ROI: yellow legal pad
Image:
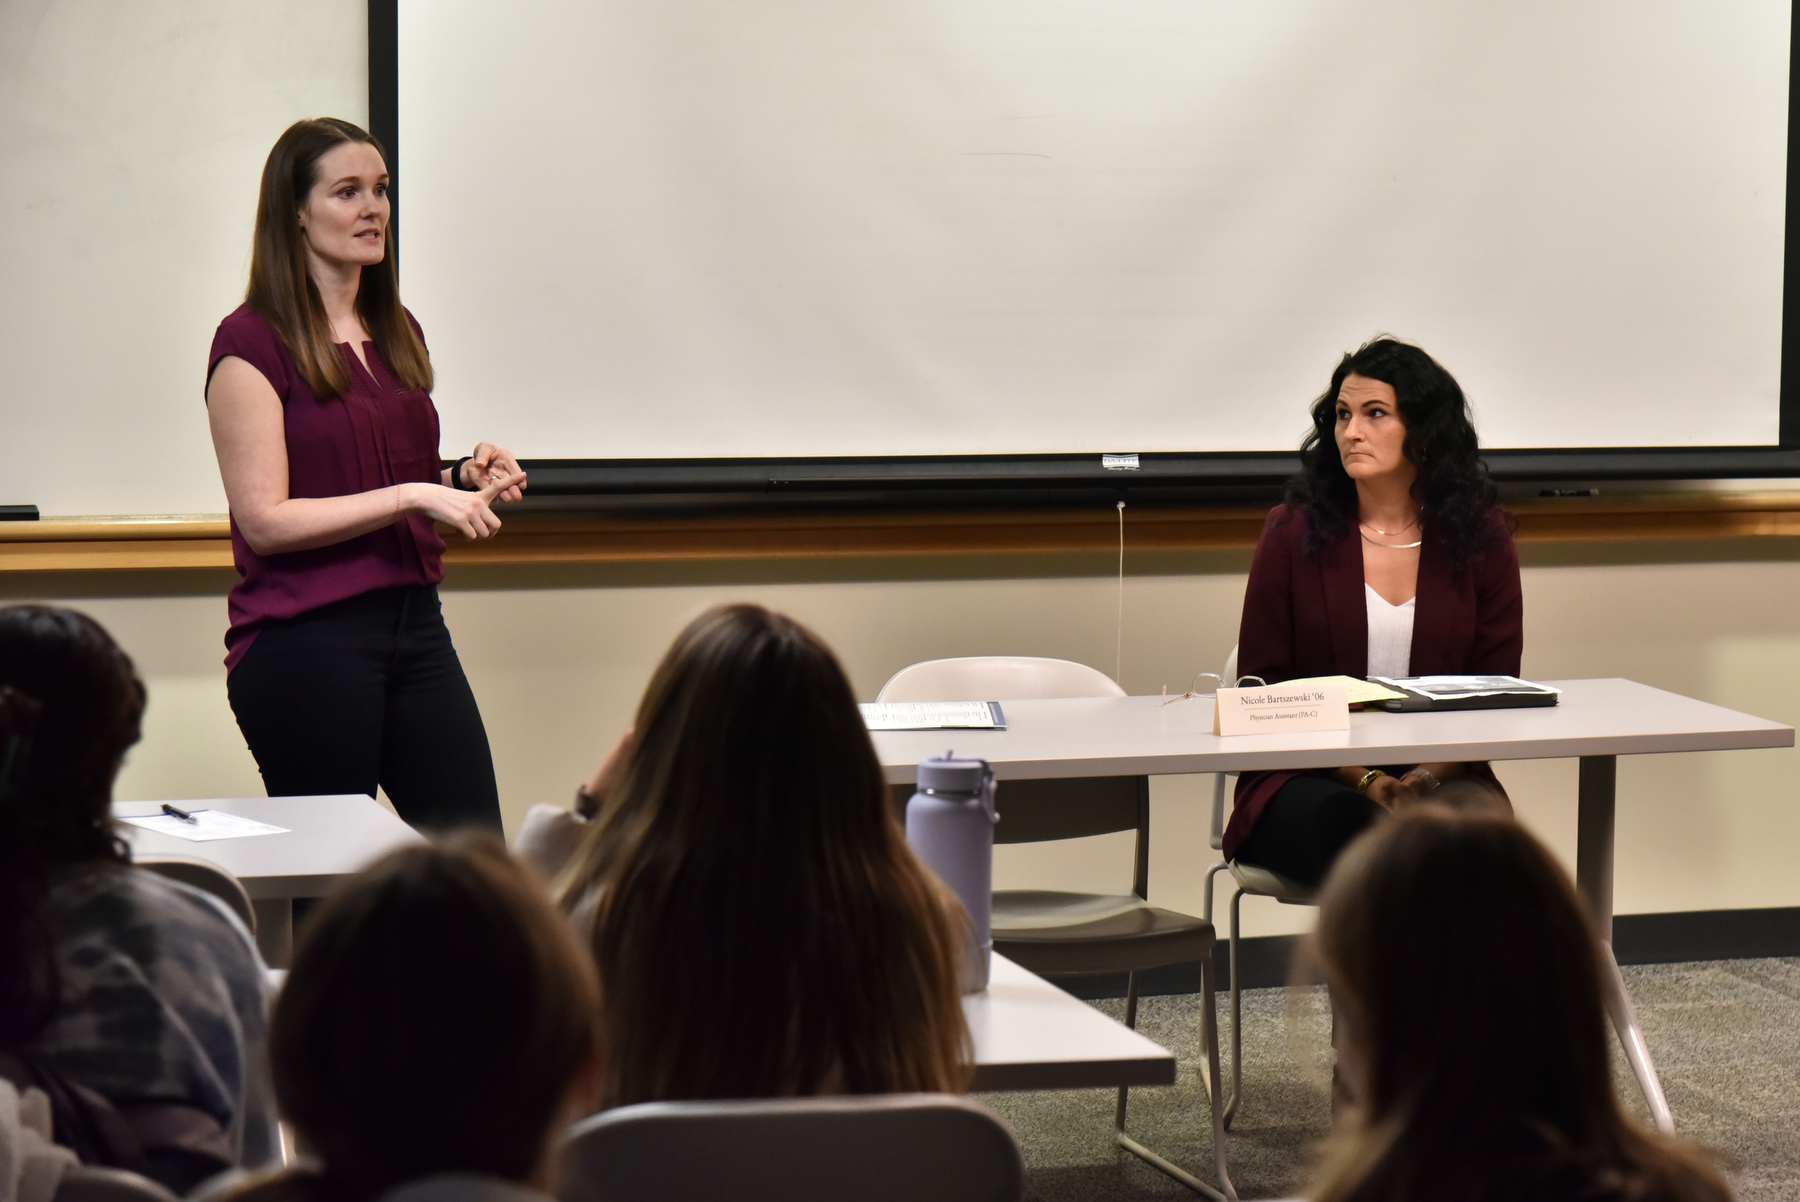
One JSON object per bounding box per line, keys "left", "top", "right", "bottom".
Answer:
{"left": 1279, "top": 675, "right": 1411, "bottom": 708}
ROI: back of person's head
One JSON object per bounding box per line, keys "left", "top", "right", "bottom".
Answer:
{"left": 254, "top": 835, "right": 600, "bottom": 1202}
{"left": 0, "top": 604, "right": 143, "bottom": 858}
{"left": 0, "top": 605, "right": 144, "bottom": 1049}
{"left": 1307, "top": 806, "right": 1728, "bottom": 1202}
{"left": 559, "top": 602, "right": 970, "bottom": 1104}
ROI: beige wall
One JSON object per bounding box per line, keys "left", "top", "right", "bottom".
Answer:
{"left": 8, "top": 535, "right": 1798, "bottom": 940}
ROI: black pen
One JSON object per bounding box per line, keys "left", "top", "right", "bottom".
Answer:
{"left": 161, "top": 803, "right": 199, "bottom": 824}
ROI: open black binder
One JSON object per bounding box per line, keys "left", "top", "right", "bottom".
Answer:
{"left": 1368, "top": 676, "right": 1562, "bottom": 713}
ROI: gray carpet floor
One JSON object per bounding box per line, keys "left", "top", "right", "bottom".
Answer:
{"left": 977, "top": 958, "right": 1800, "bottom": 1201}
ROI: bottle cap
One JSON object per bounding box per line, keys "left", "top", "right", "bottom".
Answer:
{"left": 918, "top": 755, "right": 989, "bottom": 795}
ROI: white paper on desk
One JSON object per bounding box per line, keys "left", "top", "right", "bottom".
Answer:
{"left": 859, "top": 701, "right": 1006, "bottom": 731}
{"left": 119, "top": 811, "right": 289, "bottom": 842}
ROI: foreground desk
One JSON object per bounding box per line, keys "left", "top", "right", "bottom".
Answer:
{"left": 969, "top": 954, "right": 1175, "bottom": 1091}
{"left": 874, "top": 678, "right": 1794, "bottom": 1133}
{"left": 113, "top": 794, "right": 425, "bottom": 966}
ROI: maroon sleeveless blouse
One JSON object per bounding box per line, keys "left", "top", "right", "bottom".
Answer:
{"left": 207, "top": 305, "right": 446, "bottom": 671}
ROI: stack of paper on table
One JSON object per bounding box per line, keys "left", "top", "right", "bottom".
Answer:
{"left": 859, "top": 701, "right": 1007, "bottom": 731}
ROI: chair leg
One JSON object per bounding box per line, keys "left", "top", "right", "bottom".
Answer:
{"left": 1224, "top": 888, "right": 1244, "bottom": 1131}
{"left": 1203, "top": 946, "right": 1238, "bottom": 1200}
{"left": 1199, "top": 863, "right": 1229, "bottom": 1108}
{"left": 1115, "top": 970, "right": 1140, "bottom": 1132}
{"left": 1113, "top": 965, "right": 1239, "bottom": 1200}
{"left": 1203, "top": 861, "right": 1229, "bottom": 927}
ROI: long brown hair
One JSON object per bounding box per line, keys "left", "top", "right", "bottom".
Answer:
{"left": 246, "top": 118, "right": 433, "bottom": 398}
{"left": 558, "top": 603, "right": 971, "bottom": 1105}
{"left": 0, "top": 605, "right": 143, "bottom": 1050}
{"left": 230, "top": 836, "right": 599, "bottom": 1202}
{"left": 1306, "top": 808, "right": 1729, "bottom": 1202}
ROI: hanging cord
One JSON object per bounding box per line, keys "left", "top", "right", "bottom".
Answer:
{"left": 1115, "top": 501, "right": 1126, "bottom": 685}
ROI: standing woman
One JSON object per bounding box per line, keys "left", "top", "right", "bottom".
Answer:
{"left": 207, "top": 118, "right": 524, "bottom": 832}
{"left": 1224, "top": 337, "right": 1523, "bottom": 888}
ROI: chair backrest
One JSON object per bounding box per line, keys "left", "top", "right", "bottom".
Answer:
{"left": 879, "top": 656, "right": 1140, "bottom": 843}
{"left": 877, "top": 656, "right": 1125, "bottom": 702}
{"left": 135, "top": 857, "right": 256, "bottom": 935}
{"left": 55, "top": 1167, "right": 180, "bottom": 1202}
{"left": 557, "top": 1094, "right": 1023, "bottom": 1202}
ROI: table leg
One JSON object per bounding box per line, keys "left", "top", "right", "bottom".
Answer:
{"left": 1575, "top": 756, "right": 1616, "bottom": 939}
{"left": 1576, "top": 755, "right": 1674, "bottom": 1135}
{"left": 252, "top": 898, "right": 293, "bottom": 969}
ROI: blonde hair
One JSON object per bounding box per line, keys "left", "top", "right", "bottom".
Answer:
{"left": 560, "top": 604, "right": 971, "bottom": 1104}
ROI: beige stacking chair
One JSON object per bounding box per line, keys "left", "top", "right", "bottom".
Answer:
{"left": 558, "top": 1094, "right": 1022, "bottom": 1202}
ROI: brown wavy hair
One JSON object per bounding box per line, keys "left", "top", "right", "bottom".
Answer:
{"left": 228, "top": 835, "right": 600, "bottom": 1202}
{"left": 1306, "top": 808, "right": 1729, "bottom": 1202}
{"left": 0, "top": 606, "right": 143, "bottom": 1050}
{"left": 246, "top": 118, "right": 432, "bottom": 398}
{"left": 559, "top": 603, "right": 971, "bottom": 1105}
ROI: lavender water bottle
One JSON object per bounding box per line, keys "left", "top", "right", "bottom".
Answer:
{"left": 905, "top": 753, "right": 997, "bottom": 992}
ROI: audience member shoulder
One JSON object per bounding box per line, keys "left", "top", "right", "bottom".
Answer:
{"left": 47, "top": 861, "right": 262, "bottom": 974}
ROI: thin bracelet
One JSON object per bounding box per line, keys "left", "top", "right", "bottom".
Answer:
{"left": 393, "top": 485, "right": 403, "bottom": 521}
{"left": 1355, "top": 768, "right": 1387, "bottom": 793}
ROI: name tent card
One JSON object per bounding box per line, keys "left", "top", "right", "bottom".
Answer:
{"left": 1214, "top": 681, "right": 1350, "bottom": 736}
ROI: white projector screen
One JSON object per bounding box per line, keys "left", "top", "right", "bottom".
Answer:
{"left": 398, "top": 0, "right": 1789, "bottom": 462}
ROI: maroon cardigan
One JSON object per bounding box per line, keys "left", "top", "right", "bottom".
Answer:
{"left": 1222, "top": 504, "right": 1523, "bottom": 859}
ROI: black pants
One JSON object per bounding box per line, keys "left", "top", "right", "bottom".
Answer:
{"left": 227, "top": 585, "right": 502, "bottom": 833}
{"left": 1234, "top": 773, "right": 1384, "bottom": 889}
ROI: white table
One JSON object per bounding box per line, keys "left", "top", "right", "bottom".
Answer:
{"left": 113, "top": 794, "right": 425, "bottom": 965}
{"left": 875, "top": 678, "right": 1795, "bottom": 1132}
{"left": 968, "top": 954, "right": 1174, "bottom": 1091}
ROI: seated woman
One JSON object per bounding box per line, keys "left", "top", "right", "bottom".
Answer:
{"left": 547, "top": 603, "right": 971, "bottom": 1105}
{"left": 221, "top": 836, "right": 600, "bottom": 1202}
{"left": 0, "top": 605, "right": 277, "bottom": 1192}
{"left": 1227, "top": 337, "right": 1523, "bottom": 887}
{"left": 1307, "top": 804, "right": 1729, "bottom": 1202}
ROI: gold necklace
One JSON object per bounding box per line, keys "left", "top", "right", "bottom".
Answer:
{"left": 1361, "top": 529, "right": 1422, "bottom": 549}
{"left": 1360, "top": 509, "right": 1421, "bottom": 549}
{"left": 1360, "top": 513, "right": 1419, "bottom": 537}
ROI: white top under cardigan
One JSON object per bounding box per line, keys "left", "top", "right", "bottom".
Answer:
{"left": 1364, "top": 583, "right": 1415, "bottom": 679}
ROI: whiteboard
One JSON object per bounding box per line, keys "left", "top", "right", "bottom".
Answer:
{"left": 0, "top": 0, "right": 367, "bottom": 518}
{"left": 399, "top": 0, "right": 1789, "bottom": 463}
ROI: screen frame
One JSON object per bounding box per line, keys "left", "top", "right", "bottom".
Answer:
{"left": 373, "top": 0, "right": 1800, "bottom": 497}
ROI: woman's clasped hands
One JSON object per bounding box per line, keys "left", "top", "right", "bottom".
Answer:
{"left": 409, "top": 442, "right": 528, "bottom": 541}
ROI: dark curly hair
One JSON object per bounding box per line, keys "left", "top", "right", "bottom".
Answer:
{"left": 0, "top": 605, "right": 144, "bottom": 1049}
{"left": 1285, "top": 337, "right": 1506, "bottom": 571}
